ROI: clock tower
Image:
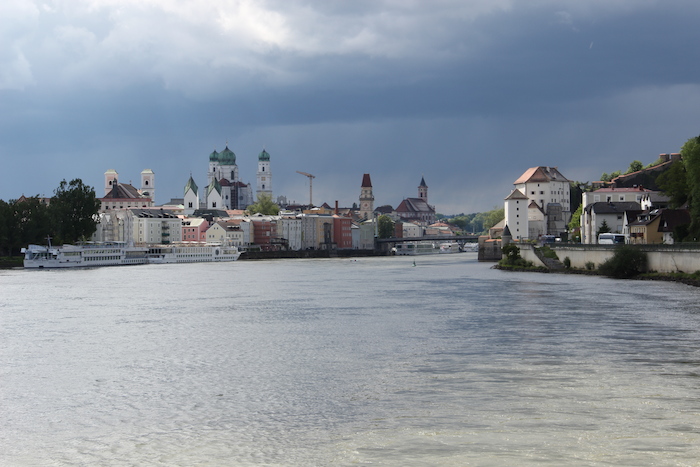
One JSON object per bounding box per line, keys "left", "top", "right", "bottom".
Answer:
{"left": 359, "top": 173, "right": 374, "bottom": 220}
{"left": 256, "top": 148, "right": 272, "bottom": 200}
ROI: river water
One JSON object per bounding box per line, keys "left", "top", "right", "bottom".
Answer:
{"left": 2, "top": 254, "right": 700, "bottom": 466}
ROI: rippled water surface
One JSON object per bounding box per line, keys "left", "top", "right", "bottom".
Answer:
{"left": 2, "top": 254, "right": 700, "bottom": 466}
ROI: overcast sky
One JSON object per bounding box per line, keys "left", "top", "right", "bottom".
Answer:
{"left": 3, "top": 0, "right": 700, "bottom": 214}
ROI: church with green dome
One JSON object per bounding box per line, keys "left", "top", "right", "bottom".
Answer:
{"left": 184, "top": 144, "right": 271, "bottom": 213}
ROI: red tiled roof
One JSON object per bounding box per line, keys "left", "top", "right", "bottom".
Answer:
{"left": 514, "top": 167, "right": 569, "bottom": 185}
{"left": 396, "top": 198, "right": 434, "bottom": 214}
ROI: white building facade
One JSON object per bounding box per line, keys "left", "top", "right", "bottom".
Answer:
{"left": 131, "top": 209, "right": 182, "bottom": 245}
{"left": 277, "top": 214, "right": 303, "bottom": 250}
{"left": 505, "top": 166, "right": 571, "bottom": 239}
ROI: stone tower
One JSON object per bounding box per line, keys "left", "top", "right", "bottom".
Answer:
{"left": 256, "top": 149, "right": 272, "bottom": 200}
{"left": 359, "top": 173, "right": 374, "bottom": 220}
{"left": 140, "top": 169, "right": 155, "bottom": 202}
{"left": 104, "top": 169, "right": 118, "bottom": 196}
{"left": 184, "top": 175, "right": 199, "bottom": 215}
{"left": 418, "top": 176, "right": 428, "bottom": 203}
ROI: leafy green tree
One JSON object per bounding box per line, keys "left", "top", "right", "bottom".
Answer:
{"left": 626, "top": 160, "right": 643, "bottom": 174}
{"left": 468, "top": 212, "right": 486, "bottom": 234}
{"left": 500, "top": 243, "right": 521, "bottom": 265}
{"left": 569, "top": 181, "right": 590, "bottom": 214}
{"left": 246, "top": 193, "right": 280, "bottom": 215}
{"left": 377, "top": 214, "right": 395, "bottom": 239}
{"left": 568, "top": 203, "right": 583, "bottom": 232}
{"left": 599, "top": 246, "right": 647, "bottom": 278}
{"left": 600, "top": 170, "right": 621, "bottom": 182}
{"left": 597, "top": 219, "right": 611, "bottom": 236}
{"left": 50, "top": 179, "right": 101, "bottom": 244}
{"left": 14, "top": 197, "right": 51, "bottom": 252}
{"left": 483, "top": 207, "right": 504, "bottom": 232}
{"left": 657, "top": 159, "right": 688, "bottom": 208}
{"left": 682, "top": 135, "right": 700, "bottom": 239}
{"left": 448, "top": 215, "right": 468, "bottom": 232}
{"left": 0, "top": 200, "right": 13, "bottom": 256}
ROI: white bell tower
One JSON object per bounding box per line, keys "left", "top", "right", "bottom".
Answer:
{"left": 104, "top": 169, "right": 118, "bottom": 196}
{"left": 256, "top": 149, "right": 272, "bottom": 199}
{"left": 140, "top": 169, "right": 155, "bottom": 202}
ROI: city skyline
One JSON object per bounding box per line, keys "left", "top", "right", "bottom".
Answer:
{"left": 3, "top": 1, "right": 700, "bottom": 214}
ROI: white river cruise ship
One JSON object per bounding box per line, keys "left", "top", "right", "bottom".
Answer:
{"left": 23, "top": 241, "right": 241, "bottom": 268}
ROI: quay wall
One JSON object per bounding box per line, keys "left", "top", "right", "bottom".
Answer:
{"left": 240, "top": 249, "right": 383, "bottom": 260}
{"left": 517, "top": 244, "right": 548, "bottom": 267}
{"left": 519, "top": 243, "right": 700, "bottom": 273}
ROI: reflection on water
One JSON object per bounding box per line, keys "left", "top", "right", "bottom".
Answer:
{"left": 1, "top": 255, "right": 700, "bottom": 465}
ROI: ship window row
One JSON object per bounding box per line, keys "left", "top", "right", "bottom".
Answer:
{"left": 85, "top": 256, "right": 122, "bottom": 261}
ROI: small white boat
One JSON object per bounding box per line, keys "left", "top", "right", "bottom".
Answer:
{"left": 439, "top": 242, "right": 461, "bottom": 253}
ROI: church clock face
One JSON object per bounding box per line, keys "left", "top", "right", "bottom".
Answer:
{"left": 362, "top": 203, "right": 369, "bottom": 209}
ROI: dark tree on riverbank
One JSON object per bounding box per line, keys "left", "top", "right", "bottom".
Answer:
{"left": 50, "top": 179, "right": 101, "bottom": 244}
{"left": 377, "top": 214, "right": 395, "bottom": 239}
{"left": 657, "top": 134, "right": 700, "bottom": 241}
{"left": 0, "top": 179, "right": 100, "bottom": 255}
{"left": 0, "top": 197, "right": 52, "bottom": 256}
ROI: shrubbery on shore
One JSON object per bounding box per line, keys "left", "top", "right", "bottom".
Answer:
{"left": 598, "top": 246, "right": 648, "bottom": 278}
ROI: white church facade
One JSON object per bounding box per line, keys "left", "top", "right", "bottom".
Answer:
{"left": 184, "top": 144, "right": 272, "bottom": 213}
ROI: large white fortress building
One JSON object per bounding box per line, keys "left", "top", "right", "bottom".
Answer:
{"left": 504, "top": 166, "right": 571, "bottom": 240}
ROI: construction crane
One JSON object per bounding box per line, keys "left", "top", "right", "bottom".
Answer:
{"left": 296, "top": 171, "right": 315, "bottom": 207}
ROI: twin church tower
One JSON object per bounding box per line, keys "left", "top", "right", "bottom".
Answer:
{"left": 184, "top": 145, "right": 272, "bottom": 214}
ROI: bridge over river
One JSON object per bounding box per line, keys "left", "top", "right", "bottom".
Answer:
{"left": 375, "top": 235, "right": 480, "bottom": 250}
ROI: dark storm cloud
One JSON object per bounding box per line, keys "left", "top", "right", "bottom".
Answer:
{"left": 2, "top": 1, "right": 700, "bottom": 213}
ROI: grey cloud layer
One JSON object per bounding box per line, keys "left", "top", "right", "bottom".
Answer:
{"left": 2, "top": 1, "right": 700, "bottom": 213}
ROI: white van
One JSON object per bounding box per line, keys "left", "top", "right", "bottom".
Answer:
{"left": 598, "top": 233, "right": 625, "bottom": 244}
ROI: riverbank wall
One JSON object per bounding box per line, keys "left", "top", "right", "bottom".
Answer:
{"left": 240, "top": 249, "right": 385, "bottom": 260}
{"left": 517, "top": 243, "right": 700, "bottom": 273}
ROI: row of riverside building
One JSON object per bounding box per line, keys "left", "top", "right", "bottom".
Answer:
{"left": 494, "top": 153, "right": 689, "bottom": 245}
{"left": 91, "top": 145, "right": 460, "bottom": 251}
